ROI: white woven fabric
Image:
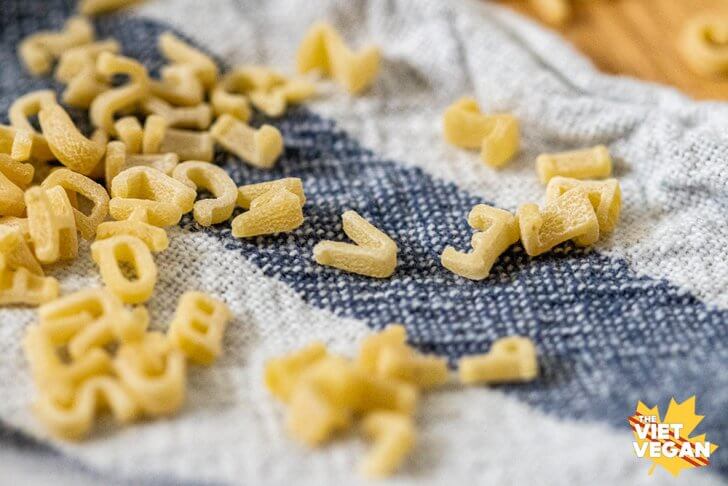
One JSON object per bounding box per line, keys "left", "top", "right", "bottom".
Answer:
{"left": 2, "top": 0, "right": 726, "bottom": 484}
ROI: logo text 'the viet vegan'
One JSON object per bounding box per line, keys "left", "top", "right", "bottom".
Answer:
{"left": 628, "top": 396, "right": 718, "bottom": 477}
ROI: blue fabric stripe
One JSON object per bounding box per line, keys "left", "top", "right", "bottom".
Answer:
{"left": 1, "top": 1, "right": 726, "bottom": 479}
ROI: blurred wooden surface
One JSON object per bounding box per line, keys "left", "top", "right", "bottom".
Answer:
{"left": 498, "top": 0, "right": 728, "bottom": 100}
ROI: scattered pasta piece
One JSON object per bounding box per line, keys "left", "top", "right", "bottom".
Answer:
{"left": 363, "top": 329, "right": 449, "bottom": 390}
{"left": 264, "top": 341, "right": 328, "bottom": 403}
{"left": 167, "top": 291, "right": 231, "bottom": 365}
{"left": 517, "top": 187, "right": 599, "bottom": 256}
{"left": 158, "top": 32, "right": 218, "bottom": 89}
{"left": 142, "top": 114, "right": 167, "bottom": 154}
{"left": 0, "top": 152, "right": 35, "bottom": 190}
{"left": 62, "top": 67, "right": 111, "bottom": 109}
{"left": 285, "top": 355, "right": 418, "bottom": 446}
{"left": 38, "top": 288, "right": 146, "bottom": 359}
{"left": 79, "top": 0, "right": 144, "bottom": 16}
{"left": 158, "top": 127, "right": 214, "bottom": 162}
{"left": 359, "top": 412, "right": 415, "bottom": 478}
{"left": 141, "top": 97, "right": 212, "bottom": 130}
{"left": 297, "top": 22, "right": 380, "bottom": 94}
{"left": 231, "top": 187, "right": 304, "bottom": 238}
{"left": 679, "top": 14, "right": 728, "bottom": 77}
{"left": 9, "top": 90, "right": 57, "bottom": 133}
{"left": 220, "top": 65, "right": 316, "bottom": 117}
{"left": 250, "top": 77, "right": 316, "bottom": 117}
{"left": 210, "top": 114, "right": 283, "bottom": 169}
{"left": 56, "top": 40, "right": 120, "bottom": 109}
{"left": 113, "top": 332, "right": 186, "bottom": 416}
{"left": 55, "top": 39, "right": 120, "bottom": 83}
{"left": 109, "top": 166, "right": 196, "bottom": 227}
{"left": 0, "top": 124, "right": 54, "bottom": 162}
{"left": 545, "top": 177, "right": 621, "bottom": 239}
{"left": 0, "top": 216, "right": 32, "bottom": 244}
{"left": 442, "top": 97, "right": 519, "bottom": 168}
{"left": 529, "top": 0, "right": 571, "bottom": 27}
{"left": 441, "top": 205, "right": 520, "bottom": 280}
{"left": 458, "top": 336, "right": 538, "bottom": 384}
{"left": 25, "top": 186, "right": 78, "bottom": 264}
{"left": 114, "top": 116, "right": 143, "bottom": 154}
{"left": 536, "top": 145, "right": 612, "bottom": 184}
{"left": 38, "top": 103, "right": 106, "bottom": 176}
{"left": 18, "top": 16, "right": 94, "bottom": 76}
{"left": 96, "top": 206, "right": 169, "bottom": 252}
{"left": 90, "top": 52, "right": 150, "bottom": 134}
{"left": 313, "top": 210, "right": 397, "bottom": 278}
{"left": 0, "top": 165, "right": 28, "bottom": 218}
{"left": 0, "top": 224, "right": 43, "bottom": 275}
{"left": 9, "top": 129, "right": 33, "bottom": 162}
{"left": 287, "top": 375, "right": 352, "bottom": 446}
{"left": 211, "top": 76, "right": 252, "bottom": 122}
{"left": 41, "top": 169, "right": 110, "bottom": 240}
{"left": 104, "top": 141, "right": 178, "bottom": 190}
{"left": 91, "top": 235, "right": 158, "bottom": 304}
{"left": 237, "top": 177, "right": 305, "bottom": 209}
{"left": 0, "top": 255, "right": 58, "bottom": 306}
{"left": 150, "top": 64, "right": 205, "bottom": 107}
{"left": 34, "top": 374, "right": 139, "bottom": 440}
{"left": 24, "top": 324, "right": 113, "bottom": 405}
{"left": 172, "top": 161, "right": 237, "bottom": 226}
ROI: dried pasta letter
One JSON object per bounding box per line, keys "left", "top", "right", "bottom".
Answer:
{"left": 231, "top": 188, "right": 304, "bottom": 238}
{"left": 359, "top": 412, "right": 415, "bottom": 478}
{"left": 114, "top": 117, "right": 143, "bottom": 154}
{"left": 158, "top": 32, "right": 218, "bottom": 89}
{"left": 459, "top": 336, "right": 538, "bottom": 384}
{"left": 536, "top": 145, "right": 612, "bottom": 184}
{"left": 109, "top": 166, "right": 196, "bottom": 227}
{"left": 237, "top": 177, "right": 305, "bottom": 209}
{"left": 150, "top": 64, "right": 204, "bottom": 107}
{"left": 91, "top": 235, "right": 158, "bottom": 304}
{"left": 297, "top": 22, "right": 380, "bottom": 94}
{"left": 0, "top": 224, "right": 42, "bottom": 275}
{"left": 18, "top": 16, "right": 94, "bottom": 76}
{"left": 38, "top": 103, "right": 106, "bottom": 175}
{"left": 38, "top": 288, "right": 146, "bottom": 359}
{"left": 545, "top": 177, "right": 621, "bottom": 240}
{"left": 0, "top": 255, "right": 58, "bottom": 306}
{"left": 167, "top": 291, "right": 231, "bottom": 365}
{"left": 41, "top": 169, "right": 110, "bottom": 240}
{"left": 104, "top": 141, "right": 179, "bottom": 190}
{"left": 34, "top": 375, "right": 139, "bottom": 440}
{"left": 210, "top": 114, "right": 283, "bottom": 168}
{"left": 264, "top": 342, "right": 328, "bottom": 403}
{"left": 441, "top": 205, "right": 519, "bottom": 280}
{"left": 25, "top": 186, "right": 78, "bottom": 264}
{"left": 357, "top": 325, "right": 448, "bottom": 390}
{"left": 517, "top": 187, "right": 599, "bottom": 256}
{"left": 172, "top": 161, "right": 237, "bottom": 226}
{"left": 142, "top": 97, "right": 212, "bottom": 130}
{"left": 55, "top": 39, "right": 120, "bottom": 83}
{"left": 313, "top": 210, "right": 397, "bottom": 278}
{"left": 114, "top": 332, "right": 186, "bottom": 416}
{"left": 158, "top": 127, "right": 214, "bottom": 162}
{"left": 96, "top": 206, "right": 169, "bottom": 252}
{"left": 442, "top": 97, "right": 519, "bottom": 168}
{"left": 90, "top": 52, "right": 150, "bottom": 134}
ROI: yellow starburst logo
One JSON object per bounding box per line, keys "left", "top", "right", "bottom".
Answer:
{"left": 628, "top": 396, "right": 719, "bottom": 477}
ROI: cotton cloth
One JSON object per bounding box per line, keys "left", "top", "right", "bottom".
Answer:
{"left": 1, "top": 0, "right": 727, "bottom": 484}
